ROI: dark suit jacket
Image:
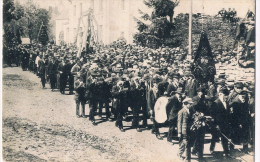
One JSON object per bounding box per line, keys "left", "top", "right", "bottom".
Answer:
{"left": 229, "top": 97, "right": 250, "bottom": 144}
{"left": 74, "top": 80, "right": 86, "bottom": 102}
{"left": 89, "top": 82, "right": 99, "bottom": 100}
{"left": 166, "top": 83, "right": 178, "bottom": 96}
{"left": 227, "top": 90, "right": 239, "bottom": 105}
{"left": 210, "top": 98, "right": 230, "bottom": 130}
{"left": 38, "top": 60, "right": 46, "bottom": 76}
{"left": 192, "top": 96, "right": 208, "bottom": 115}
{"left": 178, "top": 108, "right": 192, "bottom": 136}
{"left": 48, "top": 62, "right": 58, "bottom": 76}
{"left": 158, "top": 81, "right": 169, "bottom": 97}
{"left": 98, "top": 82, "right": 111, "bottom": 102}
{"left": 167, "top": 96, "right": 182, "bottom": 121}
{"left": 147, "top": 88, "right": 158, "bottom": 113}
{"left": 230, "top": 98, "right": 250, "bottom": 126}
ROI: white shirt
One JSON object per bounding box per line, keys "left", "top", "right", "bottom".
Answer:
{"left": 220, "top": 98, "right": 227, "bottom": 109}
{"left": 35, "top": 56, "right": 41, "bottom": 67}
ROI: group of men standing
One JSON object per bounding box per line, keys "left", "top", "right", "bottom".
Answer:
{"left": 10, "top": 43, "right": 254, "bottom": 162}
{"left": 218, "top": 8, "right": 238, "bottom": 23}
{"left": 177, "top": 82, "right": 254, "bottom": 161}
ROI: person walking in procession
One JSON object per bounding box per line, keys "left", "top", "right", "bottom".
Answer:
{"left": 177, "top": 98, "right": 194, "bottom": 162}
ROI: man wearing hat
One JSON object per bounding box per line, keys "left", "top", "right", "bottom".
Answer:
{"left": 147, "top": 76, "right": 161, "bottom": 134}
{"left": 38, "top": 55, "right": 46, "bottom": 88}
{"left": 111, "top": 80, "right": 128, "bottom": 132}
{"left": 58, "top": 58, "right": 67, "bottom": 94}
{"left": 229, "top": 90, "right": 250, "bottom": 152}
{"left": 177, "top": 97, "right": 194, "bottom": 161}
{"left": 166, "top": 74, "right": 179, "bottom": 96}
{"left": 88, "top": 76, "right": 100, "bottom": 125}
{"left": 209, "top": 87, "right": 230, "bottom": 156}
{"left": 185, "top": 74, "right": 199, "bottom": 98}
{"left": 21, "top": 47, "right": 30, "bottom": 71}
{"left": 47, "top": 57, "right": 58, "bottom": 91}
{"left": 246, "top": 86, "right": 254, "bottom": 145}
{"left": 191, "top": 86, "right": 208, "bottom": 160}
{"left": 167, "top": 88, "right": 183, "bottom": 142}
{"left": 65, "top": 58, "right": 75, "bottom": 95}
{"left": 96, "top": 77, "right": 111, "bottom": 120}
{"left": 157, "top": 79, "right": 169, "bottom": 98}
{"left": 227, "top": 82, "right": 244, "bottom": 105}
{"left": 74, "top": 75, "right": 87, "bottom": 118}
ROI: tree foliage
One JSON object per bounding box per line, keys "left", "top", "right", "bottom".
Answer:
{"left": 3, "top": 0, "right": 16, "bottom": 23}
{"left": 3, "top": 0, "right": 24, "bottom": 49}
{"left": 3, "top": 0, "right": 51, "bottom": 48}
{"left": 134, "top": 0, "right": 179, "bottom": 48}
{"left": 17, "top": 1, "right": 51, "bottom": 43}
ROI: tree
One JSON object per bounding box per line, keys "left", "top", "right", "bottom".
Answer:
{"left": 144, "top": 0, "right": 176, "bottom": 23}
{"left": 3, "top": 0, "right": 24, "bottom": 48}
{"left": 3, "top": 0, "right": 15, "bottom": 23}
{"left": 38, "top": 24, "right": 49, "bottom": 45}
{"left": 13, "top": 1, "right": 51, "bottom": 43}
{"left": 134, "top": 0, "right": 179, "bottom": 48}
{"left": 15, "top": 27, "right": 22, "bottom": 44}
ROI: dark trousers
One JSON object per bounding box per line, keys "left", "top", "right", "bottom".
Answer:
{"left": 60, "top": 74, "right": 67, "bottom": 93}
{"left": 151, "top": 118, "right": 160, "bottom": 134}
{"left": 191, "top": 129, "right": 205, "bottom": 159}
{"left": 22, "top": 61, "right": 28, "bottom": 70}
{"left": 49, "top": 74, "right": 57, "bottom": 90}
{"left": 249, "top": 117, "right": 255, "bottom": 145}
{"left": 29, "top": 61, "right": 34, "bottom": 71}
{"left": 98, "top": 101, "right": 110, "bottom": 118}
{"left": 132, "top": 103, "right": 148, "bottom": 128}
{"left": 40, "top": 73, "right": 46, "bottom": 88}
{"left": 132, "top": 105, "right": 140, "bottom": 128}
{"left": 210, "top": 127, "right": 229, "bottom": 154}
{"left": 114, "top": 99, "right": 126, "bottom": 129}
{"left": 76, "top": 100, "right": 86, "bottom": 116}
{"left": 141, "top": 102, "right": 148, "bottom": 126}
{"left": 179, "top": 135, "right": 191, "bottom": 161}
{"left": 168, "top": 119, "right": 177, "bottom": 141}
{"left": 89, "top": 99, "right": 97, "bottom": 121}
{"left": 68, "top": 75, "right": 74, "bottom": 93}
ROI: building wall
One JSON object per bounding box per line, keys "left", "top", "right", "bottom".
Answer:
{"left": 55, "top": 19, "right": 69, "bottom": 45}
{"left": 55, "top": 0, "right": 148, "bottom": 46}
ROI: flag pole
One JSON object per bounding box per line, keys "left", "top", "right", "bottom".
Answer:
{"left": 188, "top": 0, "right": 193, "bottom": 60}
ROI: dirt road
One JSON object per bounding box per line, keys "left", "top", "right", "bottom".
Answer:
{"left": 2, "top": 67, "right": 253, "bottom": 162}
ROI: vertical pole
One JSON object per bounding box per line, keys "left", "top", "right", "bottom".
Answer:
{"left": 188, "top": 0, "right": 193, "bottom": 60}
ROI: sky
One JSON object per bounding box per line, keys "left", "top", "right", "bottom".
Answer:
{"left": 15, "top": 0, "right": 255, "bottom": 18}
{"left": 175, "top": 0, "right": 255, "bottom": 18}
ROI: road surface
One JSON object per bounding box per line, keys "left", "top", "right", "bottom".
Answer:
{"left": 2, "top": 67, "right": 253, "bottom": 162}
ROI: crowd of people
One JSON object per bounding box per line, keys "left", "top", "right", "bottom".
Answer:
{"left": 217, "top": 8, "right": 238, "bottom": 23}
{"left": 6, "top": 40, "right": 255, "bottom": 161}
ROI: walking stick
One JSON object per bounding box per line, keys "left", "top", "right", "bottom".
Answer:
{"left": 219, "top": 131, "right": 253, "bottom": 162}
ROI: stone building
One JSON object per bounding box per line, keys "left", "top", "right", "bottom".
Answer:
{"left": 55, "top": 0, "right": 148, "bottom": 46}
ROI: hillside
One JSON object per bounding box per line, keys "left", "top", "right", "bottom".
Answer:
{"left": 174, "top": 14, "right": 254, "bottom": 83}
{"left": 174, "top": 14, "right": 237, "bottom": 53}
